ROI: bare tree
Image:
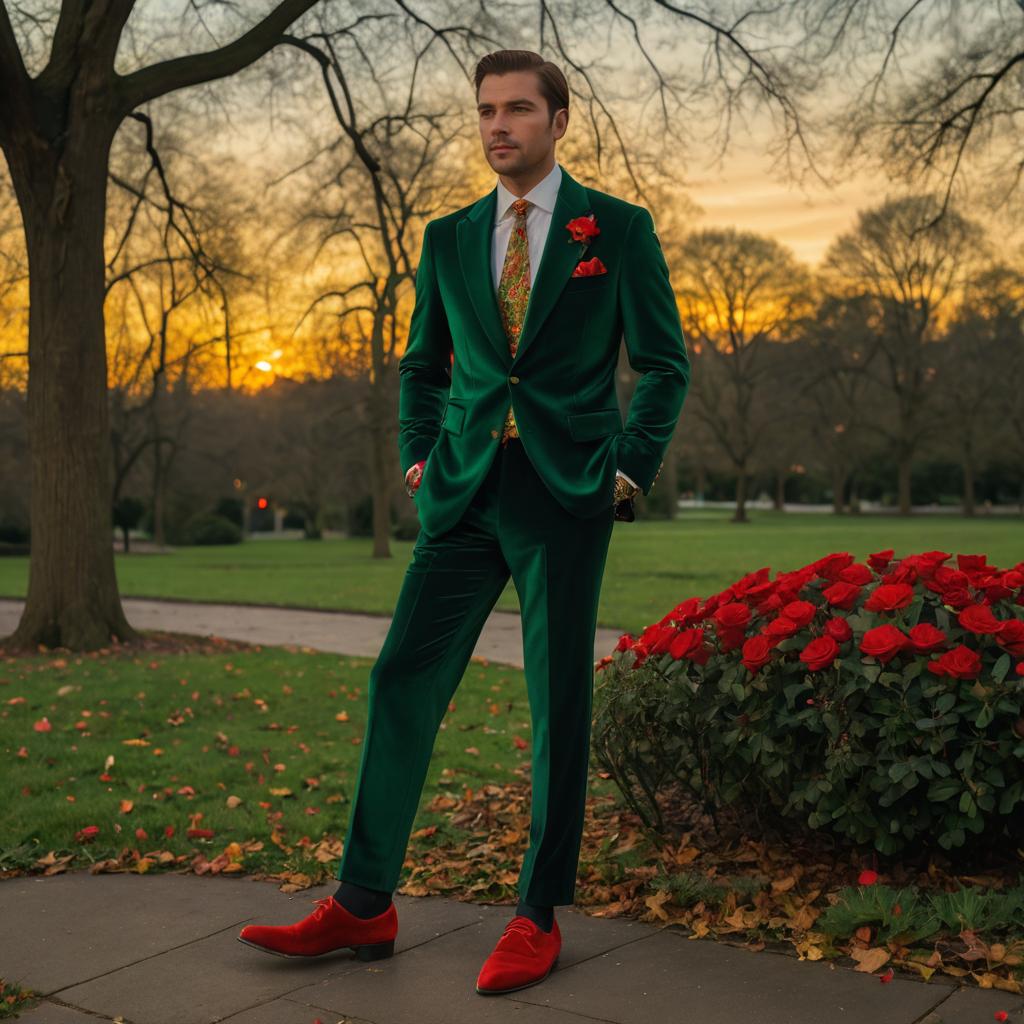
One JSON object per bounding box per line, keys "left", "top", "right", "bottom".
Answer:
{"left": 276, "top": 25, "right": 478, "bottom": 557}
{"left": 672, "top": 226, "right": 813, "bottom": 522}
{"left": 940, "top": 261, "right": 1024, "bottom": 514}
{"left": 791, "top": 291, "right": 884, "bottom": 515}
{"left": 804, "top": 0, "right": 1024, "bottom": 229}
{"left": 821, "top": 193, "right": 987, "bottom": 514}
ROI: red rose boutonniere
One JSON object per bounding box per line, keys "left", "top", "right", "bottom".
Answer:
{"left": 566, "top": 212, "right": 604, "bottom": 276}
{"left": 566, "top": 213, "right": 600, "bottom": 245}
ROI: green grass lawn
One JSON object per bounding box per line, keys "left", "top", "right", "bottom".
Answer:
{"left": 0, "top": 643, "right": 621, "bottom": 880}
{"left": 1, "top": 509, "right": 1019, "bottom": 635}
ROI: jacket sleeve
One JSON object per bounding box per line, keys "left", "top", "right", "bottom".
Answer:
{"left": 397, "top": 221, "right": 453, "bottom": 476}
{"left": 613, "top": 206, "right": 690, "bottom": 494}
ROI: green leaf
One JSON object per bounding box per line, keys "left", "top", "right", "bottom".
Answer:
{"left": 928, "top": 780, "right": 961, "bottom": 802}
{"left": 935, "top": 692, "right": 957, "bottom": 714}
{"left": 998, "top": 780, "right": 1022, "bottom": 815}
{"left": 992, "top": 653, "right": 1010, "bottom": 685}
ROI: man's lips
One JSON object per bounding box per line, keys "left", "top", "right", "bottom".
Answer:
{"left": 492, "top": 145, "right": 514, "bottom": 151}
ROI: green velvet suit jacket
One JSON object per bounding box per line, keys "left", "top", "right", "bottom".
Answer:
{"left": 398, "top": 163, "right": 690, "bottom": 538}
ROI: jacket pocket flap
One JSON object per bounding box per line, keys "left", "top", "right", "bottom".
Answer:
{"left": 567, "top": 408, "right": 622, "bottom": 442}
{"left": 441, "top": 401, "right": 465, "bottom": 435}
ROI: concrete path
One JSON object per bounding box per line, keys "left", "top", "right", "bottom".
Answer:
{"left": 0, "top": 597, "right": 625, "bottom": 669}
{"left": 2, "top": 873, "right": 1020, "bottom": 1024}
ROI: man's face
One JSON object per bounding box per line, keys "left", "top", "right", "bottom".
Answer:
{"left": 477, "top": 70, "right": 567, "bottom": 175}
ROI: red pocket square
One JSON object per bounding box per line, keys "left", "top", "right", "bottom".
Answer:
{"left": 571, "top": 256, "right": 607, "bottom": 277}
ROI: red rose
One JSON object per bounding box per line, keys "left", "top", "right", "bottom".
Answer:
{"left": 927, "top": 644, "right": 982, "bottom": 680}
{"left": 646, "top": 624, "right": 676, "bottom": 656}
{"left": 858, "top": 868, "right": 879, "bottom": 886}
{"left": 669, "top": 627, "right": 706, "bottom": 662}
{"left": 713, "top": 602, "right": 751, "bottom": 629}
{"left": 838, "top": 563, "right": 875, "bottom": 585}
{"left": 565, "top": 213, "right": 600, "bottom": 243}
{"left": 810, "top": 552, "right": 855, "bottom": 581}
{"left": 957, "top": 603, "right": 1006, "bottom": 635}
{"left": 822, "top": 581, "right": 862, "bottom": 610}
{"left": 860, "top": 624, "right": 911, "bottom": 663}
{"left": 934, "top": 565, "right": 970, "bottom": 589}
{"left": 825, "top": 616, "right": 853, "bottom": 642}
{"left": 763, "top": 616, "right": 800, "bottom": 639}
{"left": 995, "top": 619, "right": 1024, "bottom": 656}
{"left": 940, "top": 586, "right": 973, "bottom": 609}
{"left": 800, "top": 636, "right": 840, "bottom": 672}
{"left": 742, "top": 635, "right": 774, "bottom": 674}
{"left": 781, "top": 600, "right": 816, "bottom": 628}
{"left": 867, "top": 550, "right": 894, "bottom": 572}
{"left": 958, "top": 554, "right": 990, "bottom": 574}
{"left": 908, "top": 622, "right": 948, "bottom": 654}
{"left": 864, "top": 583, "right": 915, "bottom": 612}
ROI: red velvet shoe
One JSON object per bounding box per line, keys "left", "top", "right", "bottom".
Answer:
{"left": 237, "top": 895, "right": 397, "bottom": 960}
{"left": 475, "top": 914, "right": 561, "bottom": 995}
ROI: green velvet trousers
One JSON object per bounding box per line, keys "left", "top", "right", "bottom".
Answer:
{"left": 336, "top": 436, "right": 615, "bottom": 906}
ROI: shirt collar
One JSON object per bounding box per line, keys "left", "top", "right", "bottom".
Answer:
{"left": 494, "top": 161, "right": 562, "bottom": 223}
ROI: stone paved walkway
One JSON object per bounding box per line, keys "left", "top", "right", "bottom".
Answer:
{"left": 1, "top": 598, "right": 1022, "bottom": 1023}
{"left": 3, "top": 873, "right": 1020, "bottom": 1024}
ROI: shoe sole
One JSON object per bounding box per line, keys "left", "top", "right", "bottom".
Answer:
{"left": 475, "top": 956, "right": 559, "bottom": 995}
{"left": 236, "top": 936, "right": 395, "bottom": 961}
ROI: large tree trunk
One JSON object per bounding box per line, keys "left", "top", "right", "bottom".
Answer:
{"left": 897, "top": 456, "right": 913, "bottom": 515}
{"left": 733, "top": 468, "right": 750, "bottom": 523}
{"left": 831, "top": 466, "right": 847, "bottom": 515}
{"left": 1, "top": 130, "right": 140, "bottom": 652}
{"left": 962, "top": 446, "right": 976, "bottom": 517}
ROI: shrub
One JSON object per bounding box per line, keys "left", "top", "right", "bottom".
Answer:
{"left": 592, "top": 549, "right": 1024, "bottom": 857}
{"left": 180, "top": 513, "right": 243, "bottom": 546}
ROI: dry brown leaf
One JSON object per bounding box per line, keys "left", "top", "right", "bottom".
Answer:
{"left": 851, "top": 947, "right": 891, "bottom": 973}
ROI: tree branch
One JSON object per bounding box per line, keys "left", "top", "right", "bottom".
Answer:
{"left": 114, "top": 0, "right": 319, "bottom": 113}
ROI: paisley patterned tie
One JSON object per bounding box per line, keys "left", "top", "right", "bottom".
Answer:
{"left": 497, "top": 197, "right": 531, "bottom": 444}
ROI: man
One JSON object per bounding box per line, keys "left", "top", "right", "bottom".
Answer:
{"left": 238, "top": 48, "right": 690, "bottom": 996}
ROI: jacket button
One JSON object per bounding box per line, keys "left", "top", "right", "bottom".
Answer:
{"left": 490, "top": 429, "right": 499, "bottom": 438}
{"left": 509, "top": 375, "right": 519, "bottom": 384}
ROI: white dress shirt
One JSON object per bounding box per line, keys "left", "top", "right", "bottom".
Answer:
{"left": 492, "top": 160, "right": 562, "bottom": 291}
{"left": 406, "top": 160, "right": 640, "bottom": 495}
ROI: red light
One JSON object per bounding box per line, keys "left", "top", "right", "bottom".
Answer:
{"left": 257, "top": 498, "right": 268, "bottom": 509}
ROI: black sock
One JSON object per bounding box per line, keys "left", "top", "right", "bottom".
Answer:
{"left": 516, "top": 900, "right": 553, "bottom": 932}
{"left": 334, "top": 880, "right": 393, "bottom": 918}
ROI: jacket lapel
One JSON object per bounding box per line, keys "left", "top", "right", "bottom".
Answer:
{"left": 456, "top": 165, "right": 592, "bottom": 366}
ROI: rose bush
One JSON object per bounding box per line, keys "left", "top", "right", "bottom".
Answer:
{"left": 591, "top": 549, "right": 1024, "bottom": 856}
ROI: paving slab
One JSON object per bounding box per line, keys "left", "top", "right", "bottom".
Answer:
{"left": 512, "top": 926, "right": 964, "bottom": 1024}
{"left": 0, "top": 597, "right": 626, "bottom": 670}
{"left": 0, "top": 872, "right": 310, "bottom": 995}
{"left": 49, "top": 884, "right": 486, "bottom": 1024}
{"left": 217, "top": 998, "right": 379, "bottom": 1024}
{"left": 283, "top": 904, "right": 660, "bottom": 1024}
{"left": 919, "top": 985, "right": 1024, "bottom": 1023}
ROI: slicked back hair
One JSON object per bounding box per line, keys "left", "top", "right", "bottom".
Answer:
{"left": 474, "top": 50, "right": 569, "bottom": 125}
